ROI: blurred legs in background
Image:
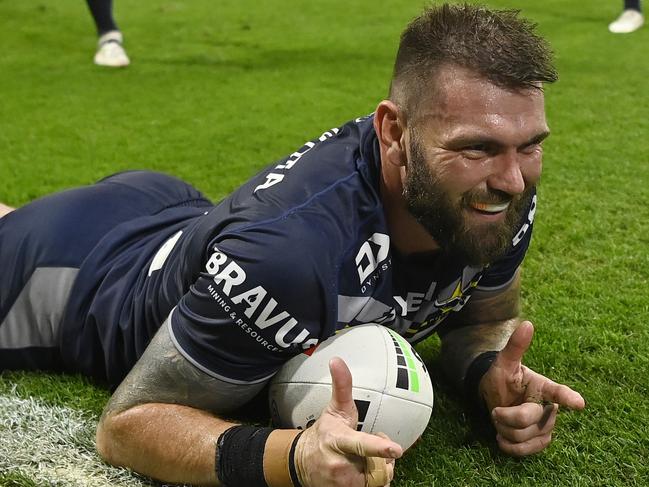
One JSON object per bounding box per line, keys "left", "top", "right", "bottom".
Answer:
{"left": 86, "top": 0, "right": 130, "bottom": 67}
{"left": 609, "top": 0, "right": 644, "bottom": 33}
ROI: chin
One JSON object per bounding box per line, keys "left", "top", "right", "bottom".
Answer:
{"left": 452, "top": 226, "right": 514, "bottom": 266}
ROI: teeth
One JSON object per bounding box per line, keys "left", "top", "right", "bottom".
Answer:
{"left": 472, "top": 201, "right": 510, "bottom": 213}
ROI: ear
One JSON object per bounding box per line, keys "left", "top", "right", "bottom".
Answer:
{"left": 373, "top": 100, "right": 408, "bottom": 167}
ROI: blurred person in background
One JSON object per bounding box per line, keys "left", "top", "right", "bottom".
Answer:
{"left": 86, "top": 0, "right": 130, "bottom": 66}
{"left": 609, "top": 0, "right": 644, "bottom": 33}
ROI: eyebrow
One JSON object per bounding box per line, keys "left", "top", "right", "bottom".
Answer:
{"left": 447, "top": 130, "right": 551, "bottom": 150}
{"left": 522, "top": 130, "right": 551, "bottom": 147}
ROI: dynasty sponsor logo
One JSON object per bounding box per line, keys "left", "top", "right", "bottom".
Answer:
{"left": 205, "top": 247, "right": 319, "bottom": 351}
{"left": 355, "top": 233, "right": 391, "bottom": 293}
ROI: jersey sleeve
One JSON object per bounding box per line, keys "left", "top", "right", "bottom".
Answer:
{"left": 477, "top": 193, "right": 537, "bottom": 291}
{"left": 168, "top": 224, "right": 337, "bottom": 385}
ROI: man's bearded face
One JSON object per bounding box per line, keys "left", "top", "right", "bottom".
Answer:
{"left": 403, "top": 135, "right": 535, "bottom": 266}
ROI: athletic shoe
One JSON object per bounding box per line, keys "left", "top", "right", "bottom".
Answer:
{"left": 608, "top": 9, "right": 645, "bottom": 33}
{"left": 94, "top": 30, "right": 130, "bottom": 67}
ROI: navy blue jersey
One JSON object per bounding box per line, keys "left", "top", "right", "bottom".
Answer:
{"left": 0, "top": 116, "right": 535, "bottom": 387}
{"left": 167, "top": 115, "right": 536, "bottom": 385}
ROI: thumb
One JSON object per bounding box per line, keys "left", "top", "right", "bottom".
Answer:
{"left": 497, "top": 321, "right": 534, "bottom": 369}
{"left": 328, "top": 357, "right": 356, "bottom": 415}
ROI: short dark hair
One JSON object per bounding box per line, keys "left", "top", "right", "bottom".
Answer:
{"left": 390, "top": 3, "right": 557, "bottom": 116}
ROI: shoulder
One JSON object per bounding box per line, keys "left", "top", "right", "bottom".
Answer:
{"left": 243, "top": 116, "right": 380, "bottom": 210}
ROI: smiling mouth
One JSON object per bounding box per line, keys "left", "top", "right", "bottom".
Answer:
{"left": 470, "top": 201, "right": 510, "bottom": 213}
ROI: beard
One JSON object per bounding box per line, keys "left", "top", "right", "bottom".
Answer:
{"left": 403, "top": 137, "right": 535, "bottom": 267}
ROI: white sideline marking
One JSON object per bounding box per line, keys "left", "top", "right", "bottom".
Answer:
{"left": 0, "top": 392, "right": 162, "bottom": 487}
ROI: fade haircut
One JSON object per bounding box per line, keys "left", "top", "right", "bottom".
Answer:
{"left": 390, "top": 3, "right": 558, "bottom": 118}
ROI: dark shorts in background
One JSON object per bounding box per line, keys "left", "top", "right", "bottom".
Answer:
{"left": 0, "top": 170, "right": 211, "bottom": 373}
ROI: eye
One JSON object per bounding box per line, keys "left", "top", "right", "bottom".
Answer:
{"left": 520, "top": 143, "right": 543, "bottom": 155}
{"left": 461, "top": 144, "right": 491, "bottom": 159}
{"left": 519, "top": 134, "right": 548, "bottom": 155}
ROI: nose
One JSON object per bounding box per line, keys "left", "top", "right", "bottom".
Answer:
{"left": 487, "top": 151, "right": 526, "bottom": 196}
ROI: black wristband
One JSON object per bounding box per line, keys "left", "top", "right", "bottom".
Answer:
{"left": 288, "top": 430, "right": 305, "bottom": 487}
{"left": 463, "top": 351, "right": 499, "bottom": 408}
{"left": 216, "top": 425, "right": 274, "bottom": 487}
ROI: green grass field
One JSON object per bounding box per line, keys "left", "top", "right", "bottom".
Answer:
{"left": 1, "top": 0, "right": 648, "bottom": 485}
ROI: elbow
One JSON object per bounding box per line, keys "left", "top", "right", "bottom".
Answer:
{"left": 95, "top": 414, "right": 116, "bottom": 464}
{"left": 95, "top": 411, "right": 130, "bottom": 467}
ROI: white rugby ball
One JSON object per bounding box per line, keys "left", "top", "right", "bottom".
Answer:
{"left": 268, "top": 324, "right": 433, "bottom": 450}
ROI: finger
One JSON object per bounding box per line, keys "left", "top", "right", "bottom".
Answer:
{"left": 374, "top": 433, "right": 396, "bottom": 468}
{"left": 374, "top": 433, "right": 396, "bottom": 469}
{"left": 497, "top": 431, "right": 553, "bottom": 457}
{"left": 365, "top": 457, "right": 392, "bottom": 487}
{"left": 329, "top": 357, "right": 356, "bottom": 413}
{"left": 335, "top": 430, "right": 403, "bottom": 459}
{"left": 494, "top": 406, "right": 557, "bottom": 443}
{"left": 492, "top": 402, "right": 557, "bottom": 429}
{"left": 538, "top": 380, "right": 586, "bottom": 410}
{"left": 374, "top": 432, "right": 391, "bottom": 441}
{"left": 495, "top": 321, "right": 534, "bottom": 369}
{"left": 365, "top": 457, "right": 395, "bottom": 487}
{"left": 538, "top": 402, "right": 556, "bottom": 429}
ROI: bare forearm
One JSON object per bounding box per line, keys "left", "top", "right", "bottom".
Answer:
{"left": 439, "top": 272, "right": 522, "bottom": 390}
{"left": 95, "top": 323, "right": 273, "bottom": 485}
{"left": 440, "top": 318, "right": 519, "bottom": 390}
{"left": 97, "top": 403, "right": 234, "bottom": 486}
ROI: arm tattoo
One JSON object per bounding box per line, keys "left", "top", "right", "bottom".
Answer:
{"left": 101, "top": 318, "right": 266, "bottom": 420}
{"left": 438, "top": 270, "right": 522, "bottom": 389}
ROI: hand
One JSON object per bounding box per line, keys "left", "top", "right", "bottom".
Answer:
{"left": 294, "top": 357, "right": 403, "bottom": 487}
{"left": 479, "top": 321, "right": 585, "bottom": 457}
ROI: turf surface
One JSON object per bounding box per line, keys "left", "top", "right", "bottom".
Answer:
{"left": 1, "top": 0, "right": 648, "bottom": 485}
